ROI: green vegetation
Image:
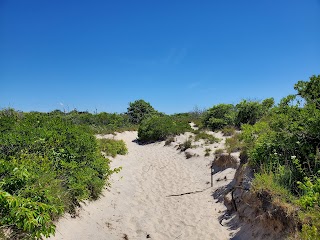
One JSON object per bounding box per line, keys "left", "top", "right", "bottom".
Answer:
{"left": 0, "top": 75, "right": 319, "bottom": 239}
{"left": 214, "top": 148, "right": 224, "bottom": 155}
{"left": 235, "top": 98, "right": 274, "bottom": 127}
{"left": 164, "top": 136, "right": 175, "bottom": 146}
{"left": 49, "top": 109, "right": 138, "bottom": 134}
{"left": 0, "top": 110, "right": 123, "bottom": 238}
{"left": 178, "top": 139, "right": 193, "bottom": 152}
{"left": 127, "top": 99, "right": 158, "bottom": 124}
{"left": 194, "top": 131, "right": 220, "bottom": 144}
{"left": 202, "top": 104, "right": 235, "bottom": 131}
{"left": 239, "top": 75, "right": 320, "bottom": 239}
{"left": 138, "top": 115, "right": 191, "bottom": 143}
{"left": 225, "top": 133, "right": 242, "bottom": 153}
{"left": 204, "top": 148, "right": 211, "bottom": 157}
{"left": 221, "top": 125, "right": 236, "bottom": 136}
{"left": 98, "top": 139, "right": 128, "bottom": 157}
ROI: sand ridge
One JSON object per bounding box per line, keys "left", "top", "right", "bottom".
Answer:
{"left": 49, "top": 131, "right": 237, "bottom": 240}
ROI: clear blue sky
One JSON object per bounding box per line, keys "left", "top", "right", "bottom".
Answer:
{"left": 1, "top": 0, "right": 319, "bottom": 114}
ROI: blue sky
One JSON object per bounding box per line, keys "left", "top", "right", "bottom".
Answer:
{"left": 1, "top": 0, "right": 319, "bottom": 114}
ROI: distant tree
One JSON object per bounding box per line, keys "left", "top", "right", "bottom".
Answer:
{"left": 127, "top": 99, "right": 157, "bottom": 124}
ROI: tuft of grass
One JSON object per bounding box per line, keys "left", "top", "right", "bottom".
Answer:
{"left": 194, "top": 131, "right": 220, "bottom": 144}
{"left": 222, "top": 125, "right": 236, "bottom": 136}
{"left": 98, "top": 138, "right": 128, "bottom": 157}
{"left": 178, "top": 139, "right": 193, "bottom": 152}
{"left": 252, "top": 172, "right": 294, "bottom": 203}
{"left": 214, "top": 148, "right": 224, "bottom": 155}
{"left": 185, "top": 152, "right": 193, "bottom": 159}
{"left": 225, "top": 133, "right": 242, "bottom": 153}
{"left": 204, "top": 148, "right": 211, "bottom": 157}
{"left": 164, "top": 136, "right": 175, "bottom": 146}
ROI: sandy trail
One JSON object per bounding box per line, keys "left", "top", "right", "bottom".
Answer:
{"left": 49, "top": 131, "right": 236, "bottom": 240}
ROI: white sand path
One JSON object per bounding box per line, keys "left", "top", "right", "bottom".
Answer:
{"left": 49, "top": 131, "right": 236, "bottom": 240}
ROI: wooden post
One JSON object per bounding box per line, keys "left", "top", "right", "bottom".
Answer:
{"left": 211, "top": 161, "right": 213, "bottom": 187}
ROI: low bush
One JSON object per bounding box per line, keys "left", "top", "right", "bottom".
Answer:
{"left": 98, "top": 139, "right": 128, "bottom": 157}
{"left": 0, "top": 110, "right": 119, "bottom": 238}
{"left": 235, "top": 98, "right": 274, "bottom": 127}
{"left": 202, "top": 104, "right": 235, "bottom": 131}
{"left": 240, "top": 75, "right": 320, "bottom": 239}
{"left": 138, "top": 115, "right": 191, "bottom": 143}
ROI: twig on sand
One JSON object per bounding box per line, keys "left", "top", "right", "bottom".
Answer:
{"left": 166, "top": 187, "right": 210, "bottom": 197}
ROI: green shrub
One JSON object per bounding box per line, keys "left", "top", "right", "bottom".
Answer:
{"left": 98, "top": 139, "right": 128, "bottom": 157}
{"left": 235, "top": 98, "right": 274, "bottom": 127}
{"left": 0, "top": 111, "right": 116, "bottom": 238}
{"left": 294, "top": 74, "right": 320, "bottom": 109}
{"left": 138, "top": 115, "right": 191, "bottom": 143}
{"left": 202, "top": 104, "right": 235, "bottom": 131}
{"left": 126, "top": 99, "right": 158, "bottom": 124}
{"left": 240, "top": 75, "right": 320, "bottom": 239}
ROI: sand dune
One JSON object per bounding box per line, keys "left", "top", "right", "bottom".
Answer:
{"left": 49, "top": 131, "right": 237, "bottom": 240}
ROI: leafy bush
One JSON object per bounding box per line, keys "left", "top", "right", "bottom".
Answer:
{"left": 0, "top": 111, "right": 117, "bottom": 238}
{"left": 127, "top": 99, "right": 158, "bottom": 124}
{"left": 294, "top": 74, "right": 320, "bottom": 109}
{"left": 235, "top": 98, "right": 274, "bottom": 127}
{"left": 98, "top": 139, "right": 128, "bottom": 157}
{"left": 138, "top": 115, "right": 191, "bottom": 143}
{"left": 297, "top": 177, "right": 320, "bottom": 209}
{"left": 202, "top": 104, "right": 235, "bottom": 130}
{"left": 59, "top": 110, "right": 137, "bottom": 134}
{"left": 239, "top": 75, "right": 320, "bottom": 239}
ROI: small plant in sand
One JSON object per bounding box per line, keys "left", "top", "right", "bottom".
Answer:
{"left": 194, "top": 131, "right": 220, "bottom": 144}
{"left": 178, "top": 139, "right": 193, "bottom": 152}
{"left": 221, "top": 125, "right": 236, "bottom": 136}
{"left": 225, "top": 133, "right": 242, "bottom": 153}
{"left": 185, "top": 151, "right": 193, "bottom": 159}
{"left": 184, "top": 152, "right": 198, "bottom": 159}
{"left": 164, "top": 136, "right": 175, "bottom": 146}
{"left": 204, "top": 148, "right": 212, "bottom": 157}
{"left": 214, "top": 148, "right": 224, "bottom": 155}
